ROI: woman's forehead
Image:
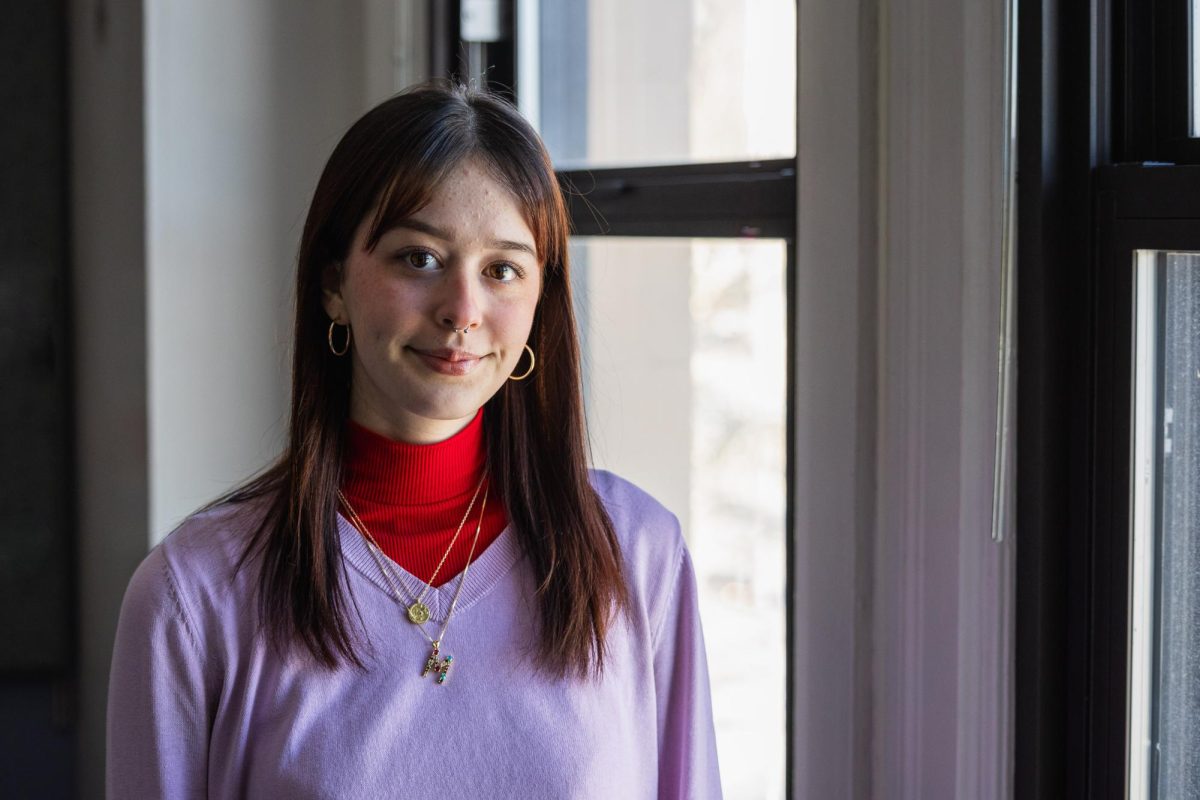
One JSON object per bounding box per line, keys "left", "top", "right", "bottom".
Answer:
{"left": 366, "top": 158, "right": 543, "bottom": 258}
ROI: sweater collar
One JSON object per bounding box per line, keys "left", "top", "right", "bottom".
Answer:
{"left": 336, "top": 513, "right": 520, "bottom": 622}
{"left": 342, "top": 408, "right": 487, "bottom": 506}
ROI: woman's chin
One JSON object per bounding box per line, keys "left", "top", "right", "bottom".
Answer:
{"left": 400, "top": 389, "right": 492, "bottom": 424}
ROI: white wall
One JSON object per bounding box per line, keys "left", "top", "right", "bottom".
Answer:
{"left": 72, "top": 2, "right": 379, "bottom": 795}
{"left": 873, "top": 0, "right": 1015, "bottom": 795}
{"left": 792, "top": 0, "right": 878, "bottom": 795}
{"left": 794, "top": 0, "right": 1015, "bottom": 795}
{"left": 145, "top": 0, "right": 367, "bottom": 540}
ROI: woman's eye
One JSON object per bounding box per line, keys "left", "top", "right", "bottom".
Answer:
{"left": 486, "top": 262, "right": 523, "bottom": 282}
{"left": 404, "top": 250, "right": 439, "bottom": 270}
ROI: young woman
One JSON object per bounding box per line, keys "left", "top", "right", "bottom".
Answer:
{"left": 107, "top": 83, "right": 722, "bottom": 799}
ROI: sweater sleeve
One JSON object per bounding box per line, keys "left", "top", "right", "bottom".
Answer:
{"left": 107, "top": 545, "right": 216, "bottom": 800}
{"left": 652, "top": 539, "right": 724, "bottom": 799}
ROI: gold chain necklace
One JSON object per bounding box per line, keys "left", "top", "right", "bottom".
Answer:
{"left": 339, "top": 482, "right": 489, "bottom": 685}
{"left": 336, "top": 471, "right": 486, "bottom": 625}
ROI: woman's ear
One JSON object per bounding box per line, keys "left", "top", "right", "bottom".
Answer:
{"left": 321, "top": 261, "right": 346, "bottom": 321}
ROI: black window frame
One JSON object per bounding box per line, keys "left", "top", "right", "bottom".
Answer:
{"left": 436, "top": 3, "right": 799, "bottom": 797}
{"left": 1089, "top": 166, "right": 1200, "bottom": 799}
{"left": 1019, "top": 0, "right": 1200, "bottom": 796}
{"left": 1114, "top": 0, "right": 1200, "bottom": 163}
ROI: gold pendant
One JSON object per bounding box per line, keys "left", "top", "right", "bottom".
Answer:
{"left": 422, "top": 644, "right": 453, "bottom": 685}
{"left": 407, "top": 602, "right": 431, "bottom": 624}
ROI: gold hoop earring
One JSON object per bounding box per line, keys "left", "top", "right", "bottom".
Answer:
{"left": 509, "top": 344, "right": 536, "bottom": 381}
{"left": 328, "top": 320, "right": 351, "bottom": 356}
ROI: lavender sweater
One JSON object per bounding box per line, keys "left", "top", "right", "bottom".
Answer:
{"left": 107, "top": 470, "right": 722, "bottom": 799}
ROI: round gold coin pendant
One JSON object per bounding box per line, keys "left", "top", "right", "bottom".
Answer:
{"left": 407, "top": 602, "right": 431, "bottom": 624}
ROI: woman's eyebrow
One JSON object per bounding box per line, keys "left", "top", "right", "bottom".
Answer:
{"left": 491, "top": 239, "right": 537, "bottom": 258}
{"left": 388, "top": 219, "right": 451, "bottom": 240}
{"left": 390, "top": 219, "right": 536, "bottom": 257}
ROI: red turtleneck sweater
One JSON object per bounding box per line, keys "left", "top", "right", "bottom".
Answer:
{"left": 339, "top": 409, "right": 508, "bottom": 587}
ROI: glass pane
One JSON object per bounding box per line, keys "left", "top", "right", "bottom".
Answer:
{"left": 1129, "top": 251, "right": 1200, "bottom": 799}
{"left": 1193, "top": 0, "right": 1200, "bottom": 136}
{"left": 536, "top": 0, "right": 796, "bottom": 168}
{"left": 1152, "top": 253, "right": 1200, "bottom": 797}
{"left": 574, "top": 237, "right": 787, "bottom": 800}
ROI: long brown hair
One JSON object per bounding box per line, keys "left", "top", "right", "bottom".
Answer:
{"left": 220, "top": 83, "right": 629, "bottom": 678}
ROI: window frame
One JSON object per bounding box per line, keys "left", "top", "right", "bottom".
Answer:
{"left": 1018, "top": 0, "right": 1200, "bottom": 791}
{"left": 556, "top": 160, "right": 797, "bottom": 239}
{"left": 1113, "top": 0, "right": 1200, "bottom": 163}
{"left": 1092, "top": 166, "right": 1200, "bottom": 799}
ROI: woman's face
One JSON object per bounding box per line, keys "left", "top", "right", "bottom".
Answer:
{"left": 322, "top": 157, "right": 542, "bottom": 443}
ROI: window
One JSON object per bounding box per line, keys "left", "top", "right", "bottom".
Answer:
{"left": 574, "top": 237, "right": 788, "bottom": 798}
{"left": 535, "top": 0, "right": 795, "bottom": 168}
{"left": 1034, "top": 164, "right": 1200, "bottom": 798}
{"left": 537, "top": 4, "right": 796, "bottom": 794}
{"left": 1128, "top": 250, "right": 1200, "bottom": 800}
{"left": 1018, "top": 0, "right": 1200, "bottom": 795}
{"left": 441, "top": 3, "right": 798, "bottom": 796}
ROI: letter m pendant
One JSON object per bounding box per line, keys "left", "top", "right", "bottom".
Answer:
{"left": 421, "top": 645, "right": 454, "bottom": 685}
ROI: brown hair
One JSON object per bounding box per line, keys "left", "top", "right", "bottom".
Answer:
{"left": 219, "top": 83, "right": 629, "bottom": 678}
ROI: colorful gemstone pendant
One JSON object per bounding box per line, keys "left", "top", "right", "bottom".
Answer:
{"left": 407, "top": 602, "right": 431, "bottom": 624}
{"left": 422, "top": 644, "right": 454, "bottom": 685}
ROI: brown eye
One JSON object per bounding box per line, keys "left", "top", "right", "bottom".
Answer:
{"left": 405, "top": 250, "right": 438, "bottom": 270}
{"left": 485, "top": 262, "right": 523, "bottom": 282}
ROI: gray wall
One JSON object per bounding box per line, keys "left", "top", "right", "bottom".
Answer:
{"left": 70, "top": 1, "right": 149, "bottom": 796}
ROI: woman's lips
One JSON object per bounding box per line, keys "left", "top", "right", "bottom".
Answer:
{"left": 411, "top": 347, "right": 484, "bottom": 376}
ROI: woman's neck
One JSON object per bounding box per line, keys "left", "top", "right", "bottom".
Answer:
{"left": 341, "top": 407, "right": 486, "bottom": 506}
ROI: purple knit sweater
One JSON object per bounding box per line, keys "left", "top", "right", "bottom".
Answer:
{"left": 107, "top": 470, "right": 722, "bottom": 798}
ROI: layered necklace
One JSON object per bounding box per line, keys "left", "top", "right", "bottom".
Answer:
{"left": 337, "top": 470, "right": 489, "bottom": 686}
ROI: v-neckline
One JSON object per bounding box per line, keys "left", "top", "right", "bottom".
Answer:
{"left": 336, "top": 511, "right": 522, "bottom": 622}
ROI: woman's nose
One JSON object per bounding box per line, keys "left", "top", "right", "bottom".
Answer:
{"left": 436, "top": 267, "right": 483, "bottom": 333}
